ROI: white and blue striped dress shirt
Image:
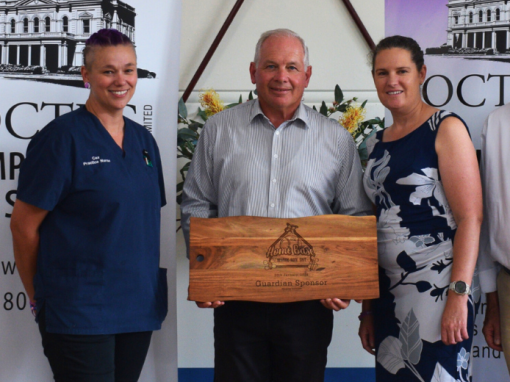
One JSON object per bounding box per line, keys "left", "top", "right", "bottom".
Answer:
{"left": 181, "top": 99, "right": 372, "bottom": 248}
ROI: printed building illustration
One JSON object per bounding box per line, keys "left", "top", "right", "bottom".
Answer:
{"left": 447, "top": 0, "right": 510, "bottom": 53}
{"left": 265, "top": 223, "right": 317, "bottom": 270}
{"left": 0, "top": 0, "right": 135, "bottom": 72}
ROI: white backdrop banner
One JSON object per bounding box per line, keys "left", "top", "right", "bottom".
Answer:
{"left": 386, "top": 0, "right": 509, "bottom": 380}
{"left": 0, "top": 1, "right": 180, "bottom": 381}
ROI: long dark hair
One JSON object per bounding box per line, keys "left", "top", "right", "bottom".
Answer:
{"left": 371, "top": 35, "right": 424, "bottom": 73}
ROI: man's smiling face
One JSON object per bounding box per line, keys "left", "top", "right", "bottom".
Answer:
{"left": 250, "top": 35, "right": 311, "bottom": 121}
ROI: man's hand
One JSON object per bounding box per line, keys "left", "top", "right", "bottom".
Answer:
{"left": 196, "top": 301, "right": 225, "bottom": 308}
{"left": 483, "top": 291, "right": 503, "bottom": 351}
{"left": 320, "top": 298, "right": 351, "bottom": 311}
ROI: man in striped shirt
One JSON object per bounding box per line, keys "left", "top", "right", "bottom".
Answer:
{"left": 181, "top": 28, "right": 372, "bottom": 381}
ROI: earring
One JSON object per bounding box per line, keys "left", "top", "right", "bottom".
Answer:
{"left": 84, "top": 82, "right": 90, "bottom": 89}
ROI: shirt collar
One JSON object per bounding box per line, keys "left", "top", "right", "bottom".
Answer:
{"left": 249, "top": 99, "right": 310, "bottom": 130}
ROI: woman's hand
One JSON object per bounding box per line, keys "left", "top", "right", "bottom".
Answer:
{"left": 441, "top": 293, "right": 469, "bottom": 345}
{"left": 359, "top": 312, "right": 376, "bottom": 355}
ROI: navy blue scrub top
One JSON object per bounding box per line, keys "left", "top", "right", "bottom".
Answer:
{"left": 17, "top": 107, "right": 168, "bottom": 335}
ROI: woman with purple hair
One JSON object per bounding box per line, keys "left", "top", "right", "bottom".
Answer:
{"left": 10, "top": 29, "right": 167, "bottom": 381}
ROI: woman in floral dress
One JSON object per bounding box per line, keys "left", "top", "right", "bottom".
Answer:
{"left": 358, "top": 35, "right": 482, "bottom": 382}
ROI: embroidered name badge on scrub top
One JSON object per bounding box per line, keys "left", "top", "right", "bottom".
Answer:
{"left": 142, "top": 149, "right": 153, "bottom": 167}
{"left": 83, "top": 156, "right": 111, "bottom": 166}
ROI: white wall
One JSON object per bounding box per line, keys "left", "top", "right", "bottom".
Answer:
{"left": 177, "top": 0, "right": 385, "bottom": 369}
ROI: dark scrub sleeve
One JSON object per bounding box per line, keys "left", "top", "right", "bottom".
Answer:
{"left": 17, "top": 124, "right": 73, "bottom": 211}
{"left": 152, "top": 136, "right": 167, "bottom": 207}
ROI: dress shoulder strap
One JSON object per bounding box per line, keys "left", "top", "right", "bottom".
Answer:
{"left": 428, "top": 110, "right": 470, "bottom": 137}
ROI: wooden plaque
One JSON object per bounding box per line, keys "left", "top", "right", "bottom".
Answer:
{"left": 188, "top": 214, "right": 379, "bottom": 303}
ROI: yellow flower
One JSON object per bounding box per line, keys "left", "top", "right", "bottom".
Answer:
{"left": 199, "top": 89, "right": 225, "bottom": 116}
{"left": 339, "top": 104, "right": 366, "bottom": 135}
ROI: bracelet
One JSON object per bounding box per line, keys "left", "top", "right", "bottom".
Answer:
{"left": 30, "top": 301, "right": 36, "bottom": 317}
{"left": 358, "top": 310, "right": 373, "bottom": 321}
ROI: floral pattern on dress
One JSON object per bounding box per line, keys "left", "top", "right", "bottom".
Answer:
{"left": 396, "top": 168, "right": 456, "bottom": 230}
{"left": 365, "top": 150, "right": 394, "bottom": 210}
{"left": 363, "top": 111, "right": 479, "bottom": 382}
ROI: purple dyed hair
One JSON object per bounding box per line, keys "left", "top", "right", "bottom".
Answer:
{"left": 83, "top": 28, "right": 134, "bottom": 68}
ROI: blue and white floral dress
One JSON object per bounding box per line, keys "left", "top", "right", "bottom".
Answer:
{"left": 363, "top": 110, "right": 480, "bottom": 382}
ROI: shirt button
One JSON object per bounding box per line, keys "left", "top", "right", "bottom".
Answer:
{"left": 274, "top": 154, "right": 278, "bottom": 159}
{"left": 275, "top": 131, "right": 280, "bottom": 135}
{"left": 272, "top": 178, "right": 277, "bottom": 183}
{"left": 270, "top": 203, "right": 275, "bottom": 208}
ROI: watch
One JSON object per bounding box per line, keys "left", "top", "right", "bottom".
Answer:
{"left": 448, "top": 281, "right": 471, "bottom": 295}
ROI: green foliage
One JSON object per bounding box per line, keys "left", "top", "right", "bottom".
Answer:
{"left": 334, "top": 84, "right": 344, "bottom": 104}
{"left": 178, "top": 97, "right": 187, "bottom": 119}
{"left": 320, "top": 101, "right": 328, "bottom": 116}
{"left": 321, "top": 85, "right": 361, "bottom": 117}
{"left": 318, "top": 85, "right": 385, "bottom": 168}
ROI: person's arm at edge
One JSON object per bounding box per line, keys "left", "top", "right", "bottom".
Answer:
{"left": 10, "top": 199, "right": 49, "bottom": 303}
{"left": 436, "top": 116, "right": 483, "bottom": 346}
{"left": 483, "top": 291, "right": 502, "bottom": 350}
{"left": 478, "top": 113, "right": 502, "bottom": 351}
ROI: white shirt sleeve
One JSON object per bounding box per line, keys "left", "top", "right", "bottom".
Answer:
{"left": 477, "top": 105, "right": 510, "bottom": 293}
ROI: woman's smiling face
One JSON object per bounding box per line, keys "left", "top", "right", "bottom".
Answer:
{"left": 81, "top": 44, "right": 138, "bottom": 115}
{"left": 373, "top": 47, "right": 426, "bottom": 113}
